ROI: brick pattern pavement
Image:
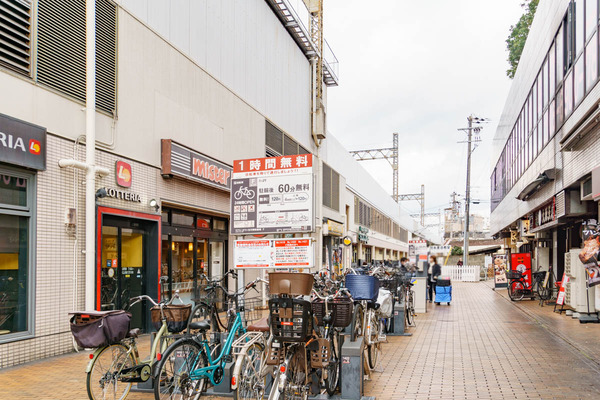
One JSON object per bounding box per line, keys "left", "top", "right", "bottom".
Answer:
{"left": 2, "top": 282, "right": 600, "bottom": 399}
{"left": 366, "top": 282, "right": 600, "bottom": 399}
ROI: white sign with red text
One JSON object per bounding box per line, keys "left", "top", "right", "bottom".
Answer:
{"left": 231, "top": 154, "right": 313, "bottom": 235}
{"left": 234, "top": 239, "right": 313, "bottom": 269}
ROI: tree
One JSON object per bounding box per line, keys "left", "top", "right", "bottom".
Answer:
{"left": 506, "top": 0, "right": 539, "bottom": 79}
{"left": 451, "top": 246, "right": 463, "bottom": 256}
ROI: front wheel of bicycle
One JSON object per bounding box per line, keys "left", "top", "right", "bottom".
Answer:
{"left": 154, "top": 338, "right": 207, "bottom": 400}
{"left": 86, "top": 343, "right": 135, "bottom": 400}
{"left": 538, "top": 285, "right": 551, "bottom": 301}
{"left": 283, "top": 347, "right": 308, "bottom": 400}
{"left": 405, "top": 293, "right": 415, "bottom": 327}
{"left": 367, "top": 340, "right": 380, "bottom": 371}
{"left": 509, "top": 281, "right": 525, "bottom": 301}
{"left": 350, "top": 304, "right": 364, "bottom": 342}
{"left": 325, "top": 331, "right": 341, "bottom": 396}
{"left": 234, "top": 342, "right": 266, "bottom": 400}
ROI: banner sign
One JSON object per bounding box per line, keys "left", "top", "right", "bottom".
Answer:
{"left": 579, "top": 219, "right": 600, "bottom": 287}
{"left": 161, "top": 139, "right": 232, "bottom": 191}
{"left": 409, "top": 240, "right": 427, "bottom": 257}
{"left": 230, "top": 154, "right": 313, "bottom": 235}
{"left": 556, "top": 274, "right": 570, "bottom": 305}
{"left": 493, "top": 254, "right": 508, "bottom": 288}
{"left": 234, "top": 238, "right": 313, "bottom": 269}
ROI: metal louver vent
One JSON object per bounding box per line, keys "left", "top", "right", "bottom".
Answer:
{"left": 37, "top": 0, "right": 116, "bottom": 114}
{"left": 331, "top": 169, "right": 339, "bottom": 211}
{"left": 555, "top": 190, "right": 566, "bottom": 218}
{"left": 266, "top": 120, "right": 283, "bottom": 156}
{"left": 0, "top": 0, "right": 31, "bottom": 75}
{"left": 283, "top": 134, "right": 298, "bottom": 156}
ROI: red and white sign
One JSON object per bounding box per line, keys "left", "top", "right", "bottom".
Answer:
{"left": 231, "top": 154, "right": 314, "bottom": 235}
{"left": 556, "top": 274, "right": 570, "bottom": 305}
{"left": 116, "top": 160, "right": 132, "bottom": 188}
{"left": 511, "top": 253, "right": 532, "bottom": 286}
{"left": 234, "top": 238, "right": 313, "bottom": 269}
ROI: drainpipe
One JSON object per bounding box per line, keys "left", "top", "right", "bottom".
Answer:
{"left": 84, "top": 0, "right": 97, "bottom": 311}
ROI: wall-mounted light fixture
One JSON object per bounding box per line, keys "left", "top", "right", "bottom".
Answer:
{"left": 95, "top": 188, "right": 107, "bottom": 200}
{"left": 149, "top": 198, "right": 160, "bottom": 212}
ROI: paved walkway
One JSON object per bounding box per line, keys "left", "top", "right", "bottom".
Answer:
{"left": 367, "top": 281, "right": 600, "bottom": 399}
{"left": 2, "top": 282, "right": 600, "bottom": 399}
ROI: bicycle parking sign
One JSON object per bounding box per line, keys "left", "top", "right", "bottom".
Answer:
{"left": 230, "top": 154, "right": 314, "bottom": 234}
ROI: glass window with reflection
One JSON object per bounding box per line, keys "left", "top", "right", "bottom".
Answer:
{"left": 586, "top": 31, "right": 598, "bottom": 92}
{"left": 537, "top": 75, "right": 543, "bottom": 117}
{"left": 557, "top": 86, "right": 565, "bottom": 126}
{"left": 550, "top": 43, "right": 556, "bottom": 95}
{"left": 574, "top": 55, "right": 585, "bottom": 105}
{"left": 564, "top": 70, "right": 574, "bottom": 116}
{"left": 586, "top": 0, "right": 598, "bottom": 40}
{"left": 0, "top": 170, "right": 33, "bottom": 339}
{"left": 549, "top": 100, "right": 556, "bottom": 139}
{"left": 576, "top": 0, "right": 585, "bottom": 55}
{"left": 557, "top": 25, "right": 565, "bottom": 81}
{"left": 543, "top": 58, "right": 549, "bottom": 108}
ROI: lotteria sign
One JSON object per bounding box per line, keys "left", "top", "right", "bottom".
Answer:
{"left": 161, "top": 139, "right": 232, "bottom": 191}
{"left": 0, "top": 113, "right": 46, "bottom": 170}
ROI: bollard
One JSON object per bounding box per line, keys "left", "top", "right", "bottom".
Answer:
{"left": 341, "top": 335, "right": 364, "bottom": 400}
{"left": 388, "top": 301, "right": 412, "bottom": 337}
{"left": 212, "top": 361, "right": 235, "bottom": 393}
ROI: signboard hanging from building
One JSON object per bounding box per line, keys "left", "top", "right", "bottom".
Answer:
{"left": 233, "top": 238, "right": 313, "bottom": 269}
{"left": 161, "top": 139, "right": 232, "bottom": 191}
{"left": 230, "top": 154, "right": 313, "bottom": 235}
{"left": 0, "top": 113, "right": 46, "bottom": 170}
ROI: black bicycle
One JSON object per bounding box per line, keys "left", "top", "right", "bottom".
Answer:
{"left": 507, "top": 269, "right": 551, "bottom": 301}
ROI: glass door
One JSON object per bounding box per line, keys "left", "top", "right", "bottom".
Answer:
{"left": 100, "top": 221, "right": 147, "bottom": 329}
{"left": 209, "top": 241, "right": 224, "bottom": 279}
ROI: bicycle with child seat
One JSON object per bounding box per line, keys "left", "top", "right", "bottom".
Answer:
{"left": 83, "top": 293, "right": 185, "bottom": 400}
{"left": 153, "top": 277, "right": 265, "bottom": 400}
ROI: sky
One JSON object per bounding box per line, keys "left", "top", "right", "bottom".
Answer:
{"left": 324, "top": 0, "right": 525, "bottom": 223}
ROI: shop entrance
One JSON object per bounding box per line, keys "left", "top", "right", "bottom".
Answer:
{"left": 97, "top": 208, "right": 161, "bottom": 332}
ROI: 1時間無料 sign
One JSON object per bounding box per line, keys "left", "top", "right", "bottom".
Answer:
{"left": 0, "top": 113, "right": 46, "bottom": 171}
{"left": 234, "top": 239, "right": 313, "bottom": 269}
{"left": 230, "top": 154, "right": 313, "bottom": 235}
{"left": 161, "top": 139, "right": 232, "bottom": 191}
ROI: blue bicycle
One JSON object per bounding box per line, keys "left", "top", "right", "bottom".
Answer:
{"left": 154, "top": 277, "right": 264, "bottom": 400}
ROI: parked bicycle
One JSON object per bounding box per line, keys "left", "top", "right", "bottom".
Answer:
{"left": 70, "top": 293, "right": 190, "bottom": 400}
{"left": 507, "top": 268, "right": 552, "bottom": 301}
{"left": 153, "top": 277, "right": 264, "bottom": 400}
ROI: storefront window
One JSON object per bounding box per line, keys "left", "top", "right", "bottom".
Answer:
{"left": 586, "top": 31, "right": 598, "bottom": 92}
{"left": 0, "top": 170, "right": 34, "bottom": 340}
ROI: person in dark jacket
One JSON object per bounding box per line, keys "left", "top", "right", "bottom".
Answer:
{"left": 428, "top": 255, "right": 442, "bottom": 302}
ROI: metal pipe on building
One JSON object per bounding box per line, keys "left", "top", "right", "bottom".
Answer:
{"left": 85, "top": 0, "right": 96, "bottom": 310}
{"left": 463, "top": 115, "right": 473, "bottom": 267}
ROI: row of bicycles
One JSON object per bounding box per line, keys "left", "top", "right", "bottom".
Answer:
{"left": 507, "top": 266, "right": 556, "bottom": 303}
{"left": 70, "top": 265, "right": 418, "bottom": 400}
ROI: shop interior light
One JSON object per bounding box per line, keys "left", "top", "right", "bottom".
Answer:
{"left": 172, "top": 242, "right": 175, "bottom": 251}
{"left": 188, "top": 243, "right": 193, "bottom": 251}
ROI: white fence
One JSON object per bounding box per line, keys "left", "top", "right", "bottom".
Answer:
{"left": 441, "top": 265, "right": 481, "bottom": 282}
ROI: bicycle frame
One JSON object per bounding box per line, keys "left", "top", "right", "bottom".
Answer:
{"left": 189, "top": 309, "right": 246, "bottom": 386}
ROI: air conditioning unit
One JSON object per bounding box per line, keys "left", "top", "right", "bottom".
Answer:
{"left": 565, "top": 281, "right": 572, "bottom": 307}
{"left": 565, "top": 249, "right": 596, "bottom": 314}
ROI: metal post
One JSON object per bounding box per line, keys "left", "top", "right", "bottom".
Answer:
{"left": 85, "top": 0, "right": 96, "bottom": 310}
{"left": 463, "top": 116, "right": 472, "bottom": 267}
{"left": 420, "top": 184, "right": 425, "bottom": 226}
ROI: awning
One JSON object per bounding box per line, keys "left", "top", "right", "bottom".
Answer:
{"left": 516, "top": 169, "right": 555, "bottom": 201}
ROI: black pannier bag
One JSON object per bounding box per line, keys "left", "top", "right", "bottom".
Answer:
{"left": 69, "top": 310, "right": 132, "bottom": 348}
{"left": 151, "top": 304, "right": 192, "bottom": 333}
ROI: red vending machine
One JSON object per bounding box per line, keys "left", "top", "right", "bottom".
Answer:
{"left": 510, "top": 253, "right": 532, "bottom": 286}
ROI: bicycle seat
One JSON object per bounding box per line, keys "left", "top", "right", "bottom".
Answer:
{"left": 247, "top": 316, "right": 269, "bottom": 332}
{"left": 189, "top": 320, "right": 211, "bottom": 331}
{"left": 127, "top": 328, "right": 141, "bottom": 338}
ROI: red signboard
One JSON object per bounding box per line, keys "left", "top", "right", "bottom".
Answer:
{"left": 116, "top": 160, "right": 132, "bottom": 188}
{"left": 510, "top": 253, "right": 532, "bottom": 286}
{"left": 556, "top": 274, "right": 570, "bottom": 305}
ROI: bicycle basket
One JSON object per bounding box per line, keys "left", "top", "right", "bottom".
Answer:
{"left": 345, "top": 274, "right": 380, "bottom": 302}
{"left": 240, "top": 297, "right": 264, "bottom": 325}
{"left": 269, "top": 297, "right": 312, "bottom": 342}
{"left": 69, "top": 310, "right": 131, "bottom": 348}
{"left": 311, "top": 297, "right": 353, "bottom": 328}
{"left": 151, "top": 304, "right": 192, "bottom": 333}
{"left": 380, "top": 277, "right": 399, "bottom": 292}
{"left": 506, "top": 270, "right": 523, "bottom": 280}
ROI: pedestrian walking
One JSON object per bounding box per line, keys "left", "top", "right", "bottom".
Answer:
{"left": 457, "top": 258, "right": 463, "bottom": 266}
{"left": 399, "top": 257, "right": 410, "bottom": 274}
{"left": 428, "top": 255, "right": 441, "bottom": 302}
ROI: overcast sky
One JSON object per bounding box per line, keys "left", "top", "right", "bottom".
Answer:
{"left": 325, "top": 0, "right": 524, "bottom": 222}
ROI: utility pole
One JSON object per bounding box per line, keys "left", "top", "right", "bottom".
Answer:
{"left": 463, "top": 116, "right": 473, "bottom": 267}
{"left": 458, "top": 115, "right": 487, "bottom": 266}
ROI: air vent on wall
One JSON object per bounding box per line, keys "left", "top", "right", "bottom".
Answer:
{"left": 37, "top": 0, "right": 116, "bottom": 114}
{"left": 0, "top": 0, "right": 31, "bottom": 75}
